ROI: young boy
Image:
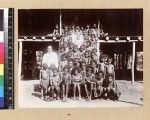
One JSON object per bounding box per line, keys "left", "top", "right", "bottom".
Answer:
{"left": 91, "top": 48, "right": 97, "bottom": 55}
{"left": 50, "top": 68, "right": 61, "bottom": 100}
{"left": 91, "top": 51, "right": 98, "bottom": 61}
{"left": 68, "top": 42, "right": 74, "bottom": 51}
{"left": 63, "top": 42, "right": 69, "bottom": 53}
{"left": 39, "top": 63, "right": 50, "bottom": 100}
{"left": 86, "top": 40, "right": 94, "bottom": 52}
{"left": 98, "top": 57, "right": 106, "bottom": 78}
{"left": 59, "top": 46, "right": 66, "bottom": 56}
{"left": 49, "top": 63, "right": 57, "bottom": 77}
{"left": 80, "top": 69, "right": 89, "bottom": 100}
{"left": 67, "top": 58, "right": 74, "bottom": 73}
{"left": 105, "top": 74, "right": 121, "bottom": 101}
{"left": 79, "top": 44, "right": 86, "bottom": 59}
{"left": 83, "top": 50, "right": 91, "bottom": 65}
{"left": 73, "top": 45, "right": 80, "bottom": 58}
{"left": 106, "top": 58, "right": 115, "bottom": 79}
{"left": 86, "top": 65, "right": 97, "bottom": 100}
{"left": 60, "top": 66, "right": 71, "bottom": 101}
{"left": 60, "top": 53, "right": 68, "bottom": 72}
{"left": 90, "top": 60, "right": 98, "bottom": 74}
{"left": 96, "top": 71, "right": 104, "bottom": 99}
{"left": 74, "top": 58, "right": 80, "bottom": 67}
{"left": 67, "top": 50, "right": 74, "bottom": 59}
{"left": 71, "top": 66, "right": 82, "bottom": 100}
{"left": 81, "top": 61, "right": 86, "bottom": 73}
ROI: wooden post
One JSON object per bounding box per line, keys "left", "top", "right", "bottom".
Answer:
{"left": 18, "top": 41, "right": 23, "bottom": 81}
{"left": 97, "top": 39, "right": 100, "bottom": 63}
{"left": 131, "top": 42, "right": 135, "bottom": 84}
{"left": 59, "top": 10, "right": 62, "bottom": 35}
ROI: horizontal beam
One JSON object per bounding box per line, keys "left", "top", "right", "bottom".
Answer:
{"left": 18, "top": 36, "right": 143, "bottom": 42}
{"left": 18, "top": 39, "right": 143, "bottom": 42}
{"left": 18, "top": 39, "right": 60, "bottom": 42}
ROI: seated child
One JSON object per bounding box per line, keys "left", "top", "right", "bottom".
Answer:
{"left": 50, "top": 68, "right": 61, "bottom": 100}
{"left": 79, "top": 44, "right": 86, "bottom": 59}
{"left": 68, "top": 42, "right": 74, "bottom": 51}
{"left": 59, "top": 46, "right": 66, "bottom": 56}
{"left": 71, "top": 66, "right": 82, "bottom": 100}
{"left": 63, "top": 42, "right": 69, "bottom": 53}
{"left": 67, "top": 50, "right": 74, "bottom": 59}
{"left": 73, "top": 45, "right": 81, "bottom": 58}
{"left": 74, "top": 58, "right": 80, "bottom": 67}
{"left": 104, "top": 74, "right": 121, "bottom": 101}
{"left": 86, "top": 40, "right": 94, "bottom": 52}
{"left": 96, "top": 71, "right": 104, "bottom": 98}
{"left": 39, "top": 63, "right": 50, "bottom": 100}
{"left": 67, "top": 58, "right": 74, "bottom": 73}
{"left": 91, "top": 48, "right": 97, "bottom": 55}
{"left": 91, "top": 51, "right": 98, "bottom": 61}
{"left": 83, "top": 50, "right": 91, "bottom": 65}
{"left": 80, "top": 61, "right": 86, "bottom": 73}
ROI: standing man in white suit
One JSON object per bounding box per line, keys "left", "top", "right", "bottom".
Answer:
{"left": 42, "top": 45, "right": 58, "bottom": 68}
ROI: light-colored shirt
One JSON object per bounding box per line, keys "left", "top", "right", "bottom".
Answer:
{"left": 42, "top": 52, "right": 58, "bottom": 68}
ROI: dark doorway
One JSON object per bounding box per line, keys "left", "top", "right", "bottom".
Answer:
{"left": 21, "top": 41, "right": 59, "bottom": 80}
{"left": 100, "top": 42, "right": 143, "bottom": 81}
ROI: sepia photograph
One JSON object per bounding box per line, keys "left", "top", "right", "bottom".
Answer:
{"left": 18, "top": 9, "right": 143, "bottom": 108}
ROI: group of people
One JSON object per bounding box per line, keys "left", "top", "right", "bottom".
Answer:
{"left": 39, "top": 24, "right": 120, "bottom": 102}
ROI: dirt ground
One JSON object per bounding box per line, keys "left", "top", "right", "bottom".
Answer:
{"left": 18, "top": 80, "right": 143, "bottom": 108}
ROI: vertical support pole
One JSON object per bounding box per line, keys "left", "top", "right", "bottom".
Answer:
{"left": 131, "top": 42, "right": 135, "bottom": 84}
{"left": 18, "top": 41, "right": 23, "bottom": 81}
{"left": 97, "top": 39, "right": 100, "bottom": 63}
{"left": 59, "top": 9, "right": 62, "bottom": 35}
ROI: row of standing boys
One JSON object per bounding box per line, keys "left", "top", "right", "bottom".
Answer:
{"left": 40, "top": 24, "right": 121, "bottom": 101}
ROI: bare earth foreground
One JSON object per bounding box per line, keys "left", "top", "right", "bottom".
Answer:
{"left": 18, "top": 80, "right": 143, "bottom": 108}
